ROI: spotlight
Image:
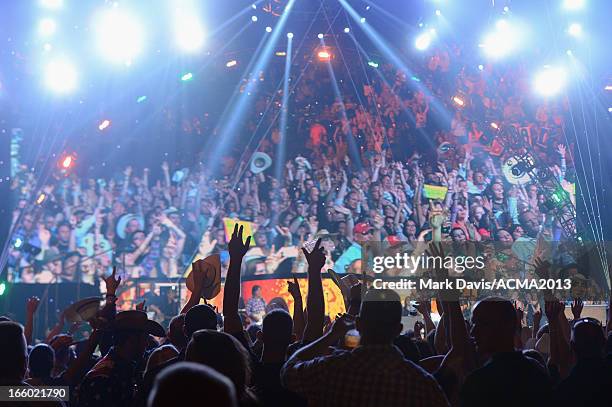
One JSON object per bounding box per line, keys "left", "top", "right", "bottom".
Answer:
{"left": 481, "top": 19, "right": 521, "bottom": 59}
{"left": 504, "top": 6, "right": 510, "bottom": 12}
{"left": 534, "top": 66, "right": 567, "bottom": 97}
{"left": 367, "top": 61, "right": 379, "bottom": 68}
{"left": 317, "top": 50, "right": 331, "bottom": 61}
{"left": 226, "top": 59, "right": 237, "bottom": 68}
{"left": 566, "top": 49, "right": 573, "bottom": 56}
{"left": 40, "top": 0, "right": 63, "bottom": 9}
{"left": 44, "top": 58, "right": 77, "bottom": 93}
{"left": 60, "top": 154, "right": 76, "bottom": 169}
{"left": 181, "top": 72, "right": 193, "bottom": 81}
{"left": 478, "top": 64, "right": 484, "bottom": 70}
{"left": 490, "top": 122, "right": 499, "bottom": 130}
{"left": 287, "top": 32, "right": 293, "bottom": 39}
{"left": 435, "top": 10, "right": 441, "bottom": 16}
{"left": 275, "top": 51, "right": 287, "bottom": 56}
{"left": 317, "top": 33, "right": 324, "bottom": 39}
{"left": 43, "top": 43, "right": 53, "bottom": 52}
{"left": 604, "top": 85, "right": 612, "bottom": 91}
{"left": 36, "top": 193, "right": 47, "bottom": 205}
{"left": 38, "top": 18, "right": 57, "bottom": 36}
{"left": 344, "top": 27, "right": 350, "bottom": 33}
{"left": 175, "top": 12, "right": 205, "bottom": 53}
{"left": 266, "top": 26, "right": 272, "bottom": 32}
{"left": 563, "top": 0, "right": 585, "bottom": 10}
{"left": 251, "top": 15, "right": 258, "bottom": 22}
{"left": 95, "top": 8, "right": 144, "bottom": 65}
{"left": 137, "top": 95, "right": 147, "bottom": 103}
{"left": 452, "top": 95, "right": 465, "bottom": 107}
{"left": 415, "top": 31, "right": 433, "bottom": 51}
{"left": 568, "top": 23, "right": 582, "bottom": 37}
{"left": 360, "top": 17, "right": 366, "bottom": 23}
{"left": 98, "top": 119, "right": 111, "bottom": 130}
{"left": 0, "top": 282, "right": 5, "bottom": 296}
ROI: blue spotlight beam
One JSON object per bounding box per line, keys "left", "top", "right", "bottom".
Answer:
{"left": 337, "top": 0, "right": 453, "bottom": 128}
{"left": 274, "top": 35, "right": 293, "bottom": 185}
{"left": 209, "top": 0, "right": 296, "bottom": 172}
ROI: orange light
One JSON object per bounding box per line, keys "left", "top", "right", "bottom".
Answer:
{"left": 226, "top": 60, "right": 237, "bottom": 68}
{"left": 61, "top": 155, "right": 73, "bottom": 169}
{"left": 275, "top": 51, "right": 287, "bottom": 56}
{"left": 452, "top": 96, "right": 465, "bottom": 107}
{"left": 98, "top": 119, "right": 111, "bottom": 131}
{"left": 36, "top": 193, "right": 46, "bottom": 205}
{"left": 490, "top": 122, "right": 499, "bottom": 130}
{"left": 317, "top": 50, "right": 331, "bottom": 61}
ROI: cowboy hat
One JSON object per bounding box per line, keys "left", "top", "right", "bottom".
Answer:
{"left": 112, "top": 310, "right": 165, "bottom": 337}
{"left": 186, "top": 254, "right": 222, "bottom": 300}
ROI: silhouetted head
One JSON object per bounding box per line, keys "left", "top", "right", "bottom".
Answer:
{"left": 357, "top": 289, "right": 403, "bottom": 345}
{"left": 571, "top": 319, "right": 605, "bottom": 359}
{"left": 470, "top": 297, "right": 517, "bottom": 356}
{"left": 28, "top": 344, "right": 55, "bottom": 379}
{"left": 184, "top": 304, "right": 218, "bottom": 338}
{"left": 0, "top": 322, "right": 28, "bottom": 381}
{"left": 148, "top": 362, "right": 237, "bottom": 407}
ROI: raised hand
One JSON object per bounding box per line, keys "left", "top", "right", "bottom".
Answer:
{"left": 302, "top": 238, "right": 326, "bottom": 272}
{"left": 534, "top": 257, "right": 551, "bottom": 279}
{"left": 26, "top": 296, "right": 40, "bottom": 316}
{"left": 415, "top": 300, "right": 431, "bottom": 317}
{"left": 287, "top": 276, "right": 301, "bottom": 300}
{"left": 544, "top": 300, "right": 565, "bottom": 322}
{"left": 103, "top": 266, "right": 121, "bottom": 296}
{"left": 414, "top": 320, "right": 426, "bottom": 339}
{"left": 571, "top": 298, "right": 583, "bottom": 320}
{"left": 228, "top": 224, "right": 251, "bottom": 259}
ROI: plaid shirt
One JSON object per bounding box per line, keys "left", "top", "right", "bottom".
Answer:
{"left": 281, "top": 344, "right": 449, "bottom": 407}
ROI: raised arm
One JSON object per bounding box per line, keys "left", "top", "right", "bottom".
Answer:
{"left": 24, "top": 296, "right": 41, "bottom": 345}
{"left": 288, "top": 276, "right": 305, "bottom": 341}
{"left": 302, "top": 238, "right": 326, "bottom": 342}
{"left": 223, "top": 224, "right": 252, "bottom": 334}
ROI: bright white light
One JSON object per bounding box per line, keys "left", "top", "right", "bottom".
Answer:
{"left": 566, "top": 49, "right": 573, "bottom": 56}
{"left": 43, "top": 43, "right": 52, "bottom": 52}
{"left": 251, "top": 15, "right": 258, "bottom": 22}
{"left": 40, "top": 0, "right": 63, "bottom": 9}
{"left": 175, "top": 11, "right": 205, "bottom": 53}
{"left": 415, "top": 31, "right": 433, "bottom": 51}
{"left": 95, "top": 8, "right": 144, "bottom": 65}
{"left": 534, "top": 66, "right": 567, "bottom": 97}
{"left": 344, "top": 27, "right": 350, "bottom": 33}
{"left": 39, "top": 18, "right": 57, "bottom": 36}
{"left": 287, "top": 32, "right": 293, "bottom": 39}
{"left": 478, "top": 64, "right": 484, "bottom": 70}
{"left": 435, "top": 9, "right": 441, "bottom": 16}
{"left": 44, "top": 58, "right": 77, "bottom": 93}
{"left": 482, "top": 19, "right": 522, "bottom": 59}
{"left": 563, "top": 0, "right": 585, "bottom": 10}
{"left": 317, "top": 33, "right": 324, "bottom": 39}
{"left": 266, "top": 26, "right": 272, "bottom": 32}
{"left": 503, "top": 6, "right": 510, "bottom": 12}
{"left": 568, "top": 23, "right": 582, "bottom": 37}
{"left": 360, "top": 17, "right": 366, "bottom": 23}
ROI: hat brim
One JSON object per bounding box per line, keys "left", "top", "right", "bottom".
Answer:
{"left": 144, "top": 319, "right": 166, "bottom": 337}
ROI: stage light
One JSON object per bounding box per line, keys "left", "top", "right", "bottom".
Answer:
{"left": 566, "top": 49, "right": 573, "bottom": 56}
{"left": 318, "top": 33, "right": 324, "bottom": 39}
{"left": 40, "top": 0, "right": 63, "bottom": 9}
{"left": 490, "top": 122, "right": 499, "bottom": 130}
{"left": 415, "top": 31, "right": 433, "bottom": 51}
{"left": 137, "top": 95, "right": 147, "bottom": 103}
{"left": 44, "top": 58, "right": 77, "bottom": 93}
{"left": 275, "top": 51, "right": 287, "bottom": 56}
{"left": 481, "top": 19, "right": 520, "bottom": 59}
{"left": 608, "top": 107, "right": 612, "bottom": 113}
{"left": 317, "top": 50, "right": 331, "bottom": 61}
{"left": 60, "top": 154, "right": 75, "bottom": 169}
{"left": 368, "top": 61, "right": 379, "bottom": 68}
{"left": 563, "top": 0, "right": 585, "bottom": 10}
{"left": 226, "top": 59, "right": 237, "bottom": 68}
{"left": 287, "top": 32, "right": 293, "bottom": 38}
{"left": 94, "top": 8, "right": 144, "bottom": 65}
{"left": 504, "top": 6, "right": 510, "bottom": 12}
{"left": 38, "top": 18, "right": 57, "bottom": 36}
{"left": 181, "top": 72, "right": 193, "bottom": 81}
{"left": 0, "top": 282, "right": 5, "bottom": 296}
{"left": 435, "top": 9, "right": 441, "bottom": 16}
{"left": 98, "top": 119, "right": 111, "bottom": 130}
{"left": 251, "top": 15, "right": 258, "bottom": 22}
{"left": 534, "top": 65, "right": 567, "bottom": 97}
{"left": 478, "top": 64, "right": 484, "bottom": 70}
{"left": 604, "top": 85, "right": 612, "bottom": 91}
{"left": 452, "top": 95, "right": 465, "bottom": 107}
{"left": 344, "top": 27, "right": 350, "bottom": 33}
{"left": 266, "top": 26, "right": 272, "bottom": 32}
{"left": 360, "top": 17, "right": 366, "bottom": 23}
{"left": 43, "top": 43, "right": 53, "bottom": 52}
{"left": 568, "top": 23, "right": 582, "bottom": 37}
{"left": 36, "top": 193, "right": 47, "bottom": 205}
{"left": 175, "top": 12, "right": 205, "bottom": 53}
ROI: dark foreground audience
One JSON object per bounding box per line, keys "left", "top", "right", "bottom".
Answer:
{"left": 3, "top": 227, "right": 612, "bottom": 407}
{"left": 148, "top": 362, "right": 237, "bottom": 407}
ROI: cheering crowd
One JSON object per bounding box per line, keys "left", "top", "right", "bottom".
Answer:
{"left": 8, "top": 45, "right": 577, "bottom": 291}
